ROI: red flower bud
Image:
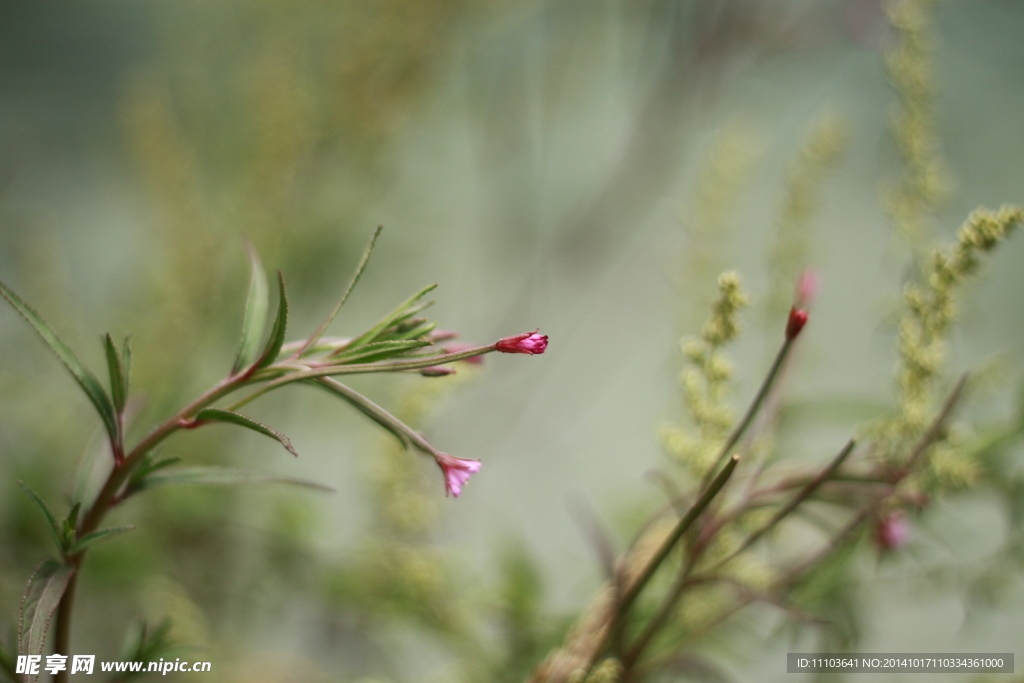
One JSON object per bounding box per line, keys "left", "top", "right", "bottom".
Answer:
{"left": 786, "top": 307, "right": 809, "bottom": 340}
{"left": 495, "top": 330, "right": 548, "bottom": 355}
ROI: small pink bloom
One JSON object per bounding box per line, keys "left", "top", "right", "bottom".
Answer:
{"left": 437, "top": 453, "right": 481, "bottom": 497}
{"left": 443, "top": 342, "right": 485, "bottom": 365}
{"left": 495, "top": 330, "right": 548, "bottom": 355}
{"left": 786, "top": 307, "right": 809, "bottom": 340}
{"left": 796, "top": 269, "right": 819, "bottom": 308}
{"left": 876, "top": 511, "right": 910, "bottom": 550}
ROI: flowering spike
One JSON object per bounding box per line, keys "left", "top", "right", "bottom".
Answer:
{"left": 496, "top": 330, "right": 548, "bottom": 355}
{"left": 436, "top": 453, "right": 481, "bottom": 497}
{"left": 876, "top": 511, "right": 910, "bottom": 550}
{"left": 786, "top": 307, "right": 809, "bottom": 340}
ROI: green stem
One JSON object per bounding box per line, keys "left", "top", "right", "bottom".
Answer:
{"left": 592, "top": 456, "right": 740, "bottom": 668}
{"left": 52, "top": 375, "right": 246, "bottom": 669}
{"left": 228, "top": 343, "right": 497, "bottom": 411}
{"left": 701, "top": 337, "right": 794, "bottom": 489}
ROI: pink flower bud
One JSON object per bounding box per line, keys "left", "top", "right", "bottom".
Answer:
{"left": 876, "top": 511, "right": 910, "bottom": 550}
{"left": 796, "top": 269, "right": 819, "bottom": 308}
{"left": 436, "top": 453, "right": 481, "bottom": 497}
{"left": 495, "top": 330, "right": 548, "bottom": 355}
{"left": 420, "top": 366, "right": 457, "bottom": 377}
{"left": 786, "top": 307, "right": 809, "bottom": 340}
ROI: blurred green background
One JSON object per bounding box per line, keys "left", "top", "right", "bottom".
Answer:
{"left": 1, "top": 1, "right": 1023, "bottom": 681}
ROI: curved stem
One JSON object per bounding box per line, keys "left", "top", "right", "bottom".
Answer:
{"left": 51, "top": 374, "right": 246, "bottom": 668}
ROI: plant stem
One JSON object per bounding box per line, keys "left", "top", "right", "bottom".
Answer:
{"left": 52, "top": 375, "right": 245, "bottom": 672}
{"left": 701, "top": 337, "right": 794, "bottom": 489}
{"left": 52, "top": 572, "right": 78, "bottom": 683}
{"left": 590, "top": 456, "right": 740, "bottom": 670}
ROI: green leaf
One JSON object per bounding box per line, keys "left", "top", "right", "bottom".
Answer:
{"left": 193, "top": 407, "right": 298, "bottom": 457}
{"left": 68, "top": 525, "right": 134, "bottom": 555}
{"left": 103, "top": 333, "right": 128, "bottom": 415}
{"left": 383, "top": 320, "right": 437, "bottom": 342}
{"left": 117, "top": 617, "right": 175, "bottom": 673}
{"left": 0, "top": 637, "right": 18, "bottom": 683}
{"left": 18, "top": 559, "right": 75, "bottom": 666}
{"left": 330, "top": 340, "right": 434, "bottom": 365}
{"left": 18, "top": 482, "right": 65, "bottom": 553}
{"left": 338, "top": 283, "right": 438, "bottom": 353}
{"left": 231, "top": 242, "right": 270, "bottom": 374}
{"left": 299, "top": 225, "right": 383, "bottom": 357}
{"left": 132, "top": 466, "right": 333, "bottom": 492}
{"left": 122, "top": 336, "right": 133, "bottom": 401}
{"left": 251, "top": 271, "right": 288, "bottom": 372}
{"left": 0, "top": 278, "right": 119, "bottom": 444}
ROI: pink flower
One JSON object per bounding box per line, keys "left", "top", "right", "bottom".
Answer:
{"left": 495, "top": 330, "right": 548, "bottom": 355}
{"left": 796, "top": 269, "right": 819, "bottom": 307}
{"left": 786, "top": 307, "right": 809, "bottom": 340}
{"left": 876, "top": 511, "right": 910, "bottom": 550}
{"left": 436, "top": 453, "right": 481, "bottom": 497}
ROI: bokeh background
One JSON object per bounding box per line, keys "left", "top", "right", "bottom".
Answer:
{"left": 1, "top": 1, "right": 1023, "bottom": 681}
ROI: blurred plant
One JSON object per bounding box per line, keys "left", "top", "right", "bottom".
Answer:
{"left": 0, "top": 228, "right": 546, "bottom": 682}
{"left": 528, "top": 203, "right": 1020, "bottom": 682}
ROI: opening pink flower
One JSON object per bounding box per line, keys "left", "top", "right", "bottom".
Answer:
{"left": 437, "top": 453, "right": 482, "bottom": 497}
{"left": 796, "top": 269, "right": 819, "bottom": 308}
{"left": 495, "top": 330, "right": 548, "bottom": 355}
{"left": 876, "top": 511, "right": 910, "bottom": 550}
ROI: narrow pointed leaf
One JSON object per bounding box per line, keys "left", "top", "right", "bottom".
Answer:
{"left": 103, "top": 333, "right": 128, "bottom": 414}
{"left": 0, "top": 278, "right": 118, "bottom": 443}
{"left": 0, "top": 638, "right": 18, "bottom": 682}
{"left": 133, "top": 466, "right": 333, "bottom": 492}
{"left": 231, "top": 242, "right": 270, "bottom": 374}
{"left": 383, "top": 320, "right": 437, "bottom": 342}
{"left": 299, "top": 225, "right": 383, "bottom": 357}
{"left": 193, "top": 408, "right": 298, "bottom": 457}
{"left": 387, "top": 299, "right": 435, "bottom": 328}
{"left": 122, "top": 335, "right": 133, "bottom": 405}
{"left": 129, "top": 456, "right": 182, "bottom": 486}
{"left": 330, "top": 339, "right": 434, "bottom": 365}
{"left": 68, "top": 525, "right": 135, "bottom": 556}
{"left": 18, "top": 482, "right": 65, "bottom": 553}
{"left": 18, "top": 559, "right": 75, "bottom": 666}
{"left": 251, "top": 271, "right": 288, "bottom": 371}
{"left": 337, "top": 283, "right": 438, "bottom": 354}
